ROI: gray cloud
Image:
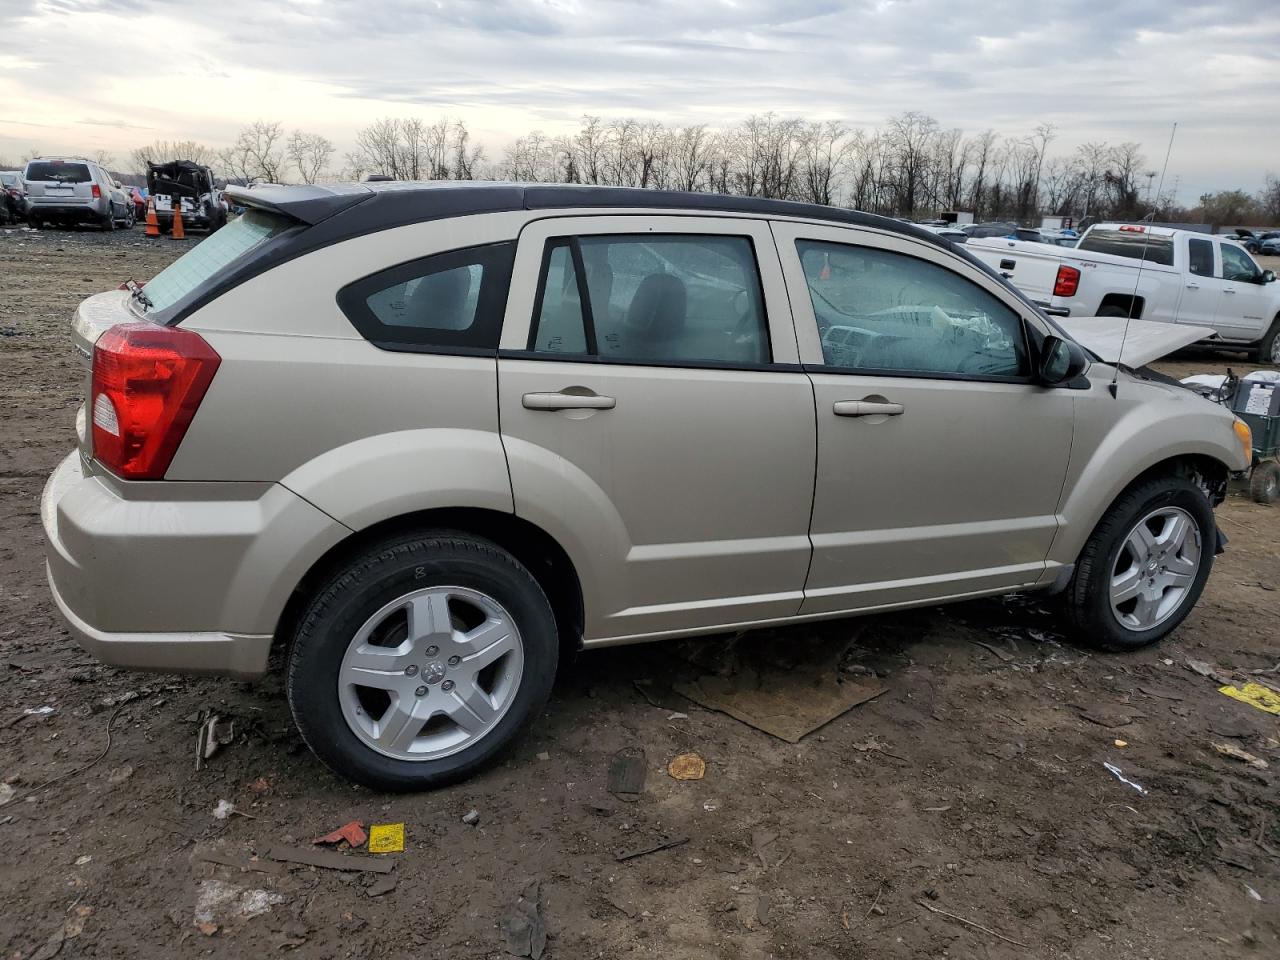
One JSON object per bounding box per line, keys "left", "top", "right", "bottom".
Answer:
{"left": 0, "top": 0, "right": 1275, "bottom": 191}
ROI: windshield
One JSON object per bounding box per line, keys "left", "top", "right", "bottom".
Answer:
{"left": 1077, "top": 229, "right": 1175, "bottom": 266}
{"left": 139, "top": 209, "right": 294, "bottom": 313}
{"left": 25, "top": 161, "right": 91, "bottom": 183}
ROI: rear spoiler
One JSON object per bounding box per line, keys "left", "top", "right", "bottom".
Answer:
{"left": 222, "top": 183, "right": 375, "bottom": 226}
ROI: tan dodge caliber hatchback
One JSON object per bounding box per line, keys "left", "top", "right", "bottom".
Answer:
{"left": 43, "top": 182, "right": 1253, "bottom": 789}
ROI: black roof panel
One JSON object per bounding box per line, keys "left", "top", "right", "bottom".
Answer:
{"left": 226, "top": 180, "right": 950, "bottom": 251}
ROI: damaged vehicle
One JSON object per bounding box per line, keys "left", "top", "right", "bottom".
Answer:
{"left": 146, "top": 160, "right": 228, "bottom": 233}
{"left": 43, "top": 183, "right": 1252, "bottom": 790}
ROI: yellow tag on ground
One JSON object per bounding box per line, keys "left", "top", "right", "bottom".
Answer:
{"left": 1219, "top": 683, "right": 1280, "bottom": 715}
{"left": 367, "top": 823, "right": 405, "bottom": 853}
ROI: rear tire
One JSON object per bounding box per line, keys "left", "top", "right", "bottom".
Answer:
{"left": 1251, "top": 317, "right": 1280, "bottom": 366}
{"left": 100, "top": 209, "right": 115, "bottom": 231}
{"left": 1251, "top": 462, "right": 1280, "bottom": 504}
{"left": 286, "top": 531, "right": 559, "bottom": 791}
{"left": 1065, "top": 474, "right": 1215, "bottom": 650}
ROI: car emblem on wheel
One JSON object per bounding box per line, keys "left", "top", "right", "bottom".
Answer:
{"left": 422, "top": 660, "right": 447, "bottom": 684}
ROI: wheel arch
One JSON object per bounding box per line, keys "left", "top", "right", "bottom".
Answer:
{"left": 1054, "top": 451, "right": 1231, "bottom": 567}
{"left": 274, "top": 507, "right": 585, "bottom": 665}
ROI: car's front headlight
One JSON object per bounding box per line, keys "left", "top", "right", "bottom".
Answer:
{"left": 1233, "top": 418, "right": 1253, "bottom": 467}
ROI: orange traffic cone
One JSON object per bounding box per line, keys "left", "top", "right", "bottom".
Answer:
{"left": 172, "top": 204, "right": 185, "bottom": 240}
{"left": 144, "top": 198, "right": 159, "bottom": 237}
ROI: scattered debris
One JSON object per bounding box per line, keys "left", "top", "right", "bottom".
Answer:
{"left": 922, "top": 805, "right": 952, "bottom": 813}
{"left": 1218, "top": 682, "right": 1280, "bottom": 715}
{"left": 24, "top": 705, "right": 55, "bottom": 717}
{"left": 969, "top": 639, "right": 1015, "bottom": 662}
{"left": 462, "top": 809, "right": 480, "bottom": 826}
{"left": 0, "top": 783, "right": 14, "bottom": 807}
{"left": 1137, "top": 685, "right": 1184, "bottom": 701}
{"left": 667, "top": 752, "right": 706, "bottom": 781}
{"left": 607, "top": 746, "right": 646, "bottom": 801}
{"left": 74, "top": 855, "right": 92, "bottom": 866}
{"left": 667, "top": 712, "right": 688, "bottom": 721}
{"left": 248, "top": 776, "right": 272, "bottom": 794}
{"left": 752, "top": 829, "right": 780, "bottom": 869}
{"left": 30, "top": 704, "right": 123, "bottom": 791}
{"left": 195, "top": 713, "right": 235, "bottom": 770}
{"left": 28, "top": 926, "right": 65, "bottom": 960}
{"left": 1079, "top": 705, "right": 1138, "bottom": 728}
{"left": 1186, "top": 658, "right": 1232, "bottom": 685}
{"left": 615, "top": 835, "right": 689, "bottom": 862}
{"left": 916, "top": 899, "right": 1028, "bottom": 948}
{"left": 1114, "top": 740, "right": 1129, "bottom": 748}
{"left": 194, "top": 848, "right": 283, "bottom": 875}
{"left": 194, "top": 878, "right": 285, "bottom": 927}
{"left": 535, "top": 751, "right": 550, "bottom": 761}
{"left": 267, "top": 845, "right": 395, "bottom": 873}
{"left": 702, "top": 798, "right": 721, "bottom": 812}
{"left": 500, "top": 880, "right": 548, "bottom": 960}
{"left": 756, "top": 893, "right": 772, "bottom": 926}
{"left": 1211, "top": 742, "right": 1269, "bottom": 770}
{"left": 367, "top": 822, "right": 405, "bottom": 853}
{"left": 212, "top": 799, "right": 236, "bottom": 820}
{"left": 107, "top": 764, "right": 134, "bottom": 784}
{"left": 1244, "top": 884, "right": 1262, "bottom": 901}
{"left": 366, "top": 874, "right": 397, "bottom": 897}
{"left": 314, "top": 820, "right": 367, "bottom": 847}
{"left": 1102, "top": 762, "right": 1148, "bottom": 796}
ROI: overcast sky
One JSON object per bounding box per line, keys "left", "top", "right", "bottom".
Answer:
{"left": 1, "top": 0, "right": 1276, "bottom": 198}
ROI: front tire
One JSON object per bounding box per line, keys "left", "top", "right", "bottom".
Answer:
{"left": 286, "top": 532, "right": 559, "bottom": 791}
{"left": 1065, "top": 475, "right": 1215, "bottom": 650}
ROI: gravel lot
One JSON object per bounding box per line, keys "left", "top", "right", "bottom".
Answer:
{"left": 1, "top": 225, "right": 1277, "bottom": 959}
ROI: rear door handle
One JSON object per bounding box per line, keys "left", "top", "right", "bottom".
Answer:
{"left": 1223, "top": 288, "right": 1236, "bottom": 295}
{"left": 522, "top": 391, "right": 616, "bottom": 411}
{"left": 1186, "top": 282, "right": 1200, "bottom": 290}
{"left": 833, "top": 400, "right": 904, "bottom": 418}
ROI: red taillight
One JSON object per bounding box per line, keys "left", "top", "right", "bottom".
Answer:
{"left": 1053, "top": 265, "right": 1081, "bottom": 298}
{"left": 90, "top": 322, "right": 220, "bottom": 480}
{"left": 1119, "top": 224, "right": 1144, "bottom": 233}
{"left": 91, "top": 183, "right": 101, "bottom": 199}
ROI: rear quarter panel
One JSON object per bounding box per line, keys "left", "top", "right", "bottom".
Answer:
{"left": 167, "top": 212, "right": 535, "bottom": 529}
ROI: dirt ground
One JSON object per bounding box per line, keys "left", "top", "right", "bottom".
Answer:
{"left": 1, "top": 225, "right": 1278, "bottom": 960}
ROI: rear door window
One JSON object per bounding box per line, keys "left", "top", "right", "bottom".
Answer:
{"left": 1187, "top": 238, "right": 1214, "bottom": 276}
{"left": 25, "top": 161, "right": 91, "bottom": 183}
{"left": 528, "top": 234, "right": 770, "bottom": 365}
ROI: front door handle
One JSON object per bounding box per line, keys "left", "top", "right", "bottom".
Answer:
{"left": 522, "top": 391, "right": 616, "bottom": 411}
{"left": 1223, "top": 288, "right": 1237, "bottom": 295}
{"left": 833, "top": 400, "right": 905, "bottom": 418}
{"left": 1186, "top": 282, "right": 1200, "bottom": 290}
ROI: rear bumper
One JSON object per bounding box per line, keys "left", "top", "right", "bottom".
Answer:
{"left": 42, "top": 451, "right": 350, "bottom": 679}
{"left": 29, "top": 198, "right": 105, "bottom": 220}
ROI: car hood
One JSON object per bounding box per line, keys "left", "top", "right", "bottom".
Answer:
{"left": 1057, "top": 316, "right": 1216, "bottom": 368}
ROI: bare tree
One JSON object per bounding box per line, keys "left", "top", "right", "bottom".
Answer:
{"left": 130, "top": 140, "right": 215, "bottom": 174}
{"left": 286, "top": 131, "right": 334, "bottom": 184}
{"left": 91, "top": 149, "right": 115, "bottom": 170}
{"left": 220, "top": 121, "right": 286, "bottom": 184}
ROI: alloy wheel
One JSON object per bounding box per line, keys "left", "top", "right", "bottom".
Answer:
{"left": 1109, "top": 506, "right": 1201, "bottom": 631}
{"left": 337, "top": 586, "right": 524, "bottom": 761}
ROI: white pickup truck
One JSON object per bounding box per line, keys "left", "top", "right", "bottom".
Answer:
{"left": 966, "top": 223, "right": 1280, "bottom": 363}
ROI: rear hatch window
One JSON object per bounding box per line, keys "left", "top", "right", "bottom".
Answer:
{"left": 1077, "top": 229, "right": 1174, "bottom": 266}
{"left": 25, "top": 161, "right": 92, "bottom": 183}
{"left": 137, "top": 209, "right": 294, "bottom": 314}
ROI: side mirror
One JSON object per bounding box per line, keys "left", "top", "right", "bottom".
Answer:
{"left": 113, "top": 180, "right": 122, "bottom": 188}
{"left": 1039, "top": 335, "right": 1088, "bottom": 385}
{"left": 1260, "top": 270, "right": 1275, "bottom": 284}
